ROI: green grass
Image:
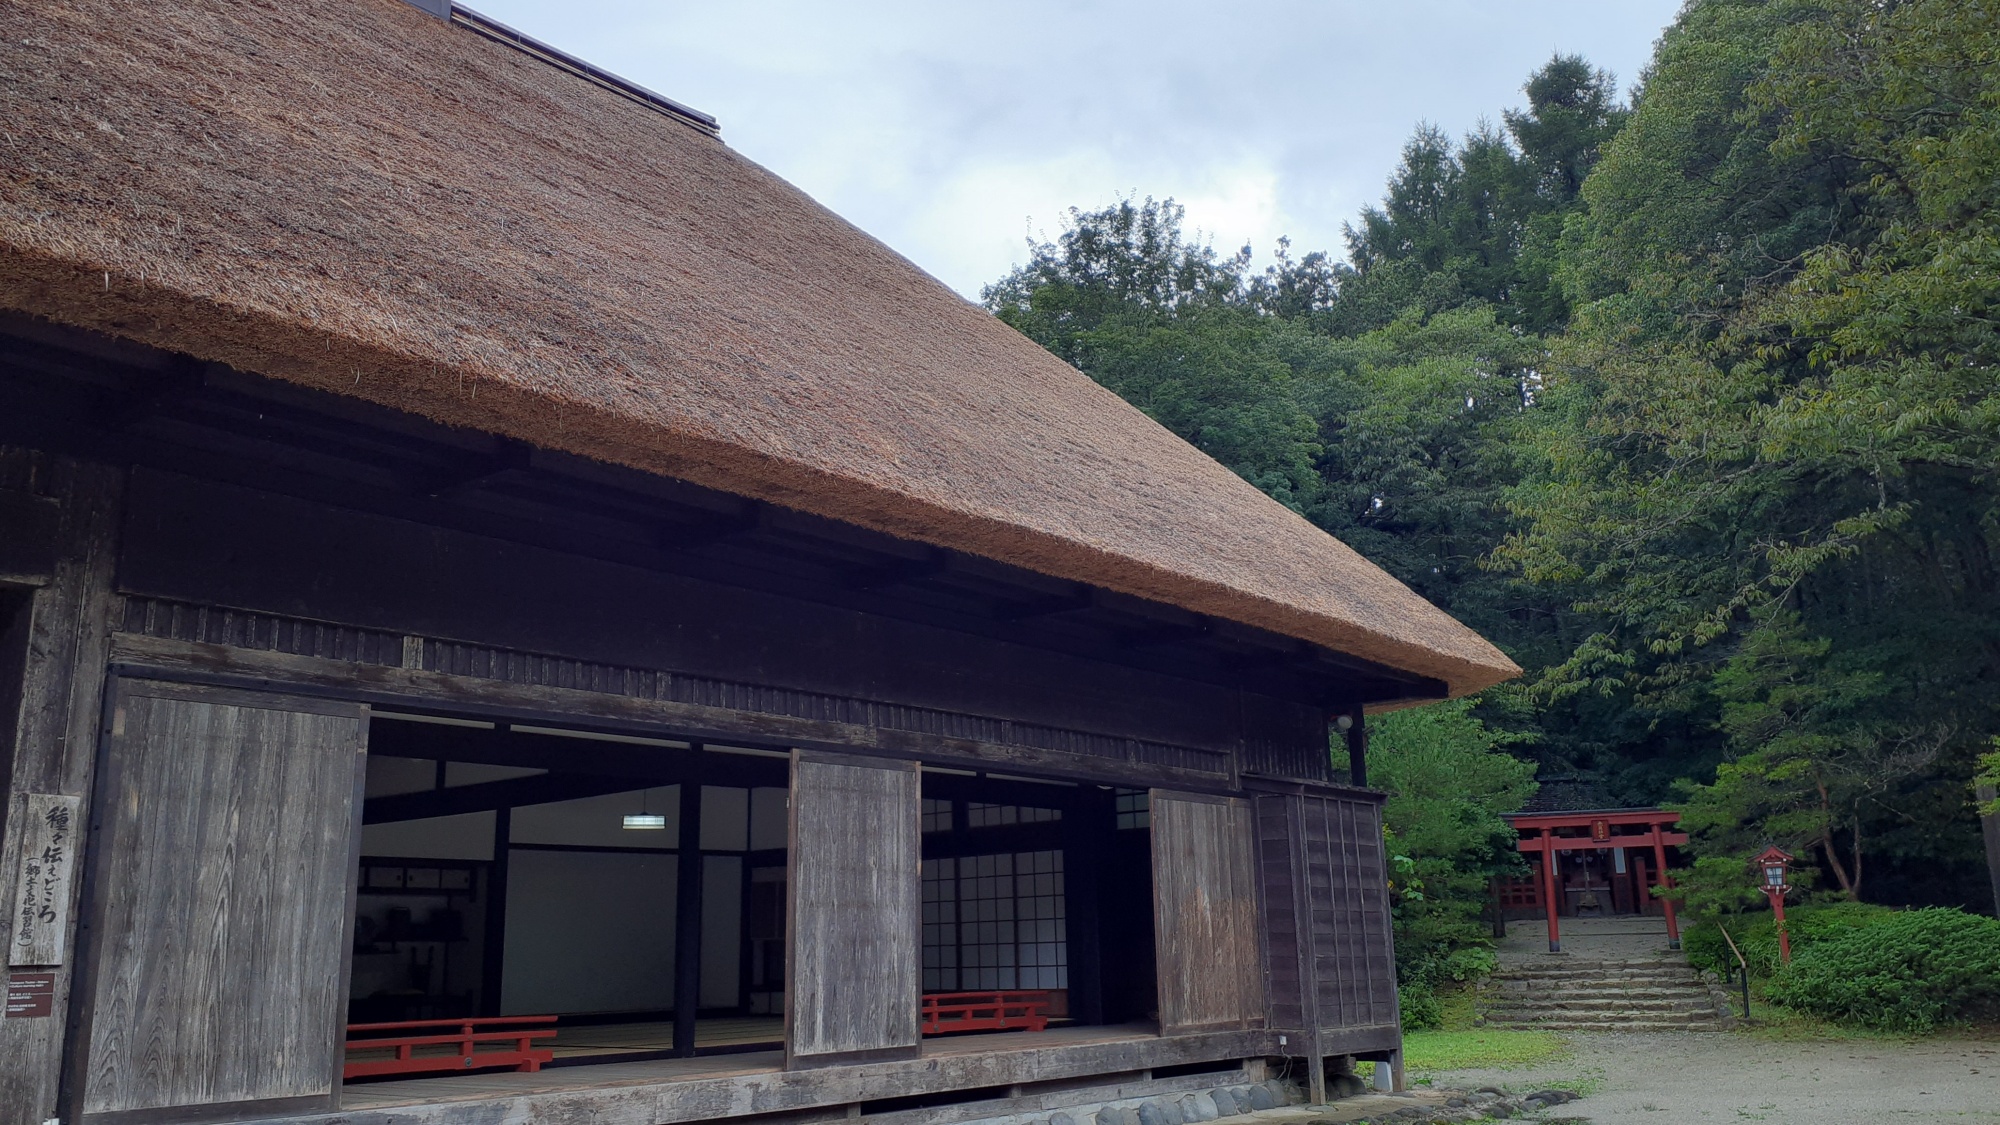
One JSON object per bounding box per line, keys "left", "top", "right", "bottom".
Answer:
{"left": 1400, "top": 1028, "right": 1573, "bottom": 1071}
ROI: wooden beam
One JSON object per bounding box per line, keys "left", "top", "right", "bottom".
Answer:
{"left": 842, "top": 550, "right": 948, "bottom": 592}
{"left": 407, "top": 439, "right": 533, "bottom": 499}
{"left": 106, "top": 634, "right": 1237, "bottom": 793}
{"left": 658, "top": 502, "right": 762, "bottom": 551}
{"left": 361, "top": 772, "right": 644, "bottom": 824}
{"left": 990, "top": 588, "right": 1093, "bottom": 622}
{"left": 1516, "top": 833, "right": 1689, "bottom": 853}
{"left": 1115, "top": 620, "right": 1211, "bottom": 650}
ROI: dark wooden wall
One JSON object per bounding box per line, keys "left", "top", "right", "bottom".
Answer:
{"left": 0, "top": 451, "right": 121, "bottom": 1125}
{"left": 73, "top": 681, "right": 365, "bottom": 1120}
{"left": 1150, "top": 793, "right": 1266, "bottom": 1034}
{"left": 1254, "top": 784, "right": 1400, "bottom": 1038}
{"left": 117, "top": 469, "right": 1324, "bottom": 770}
{"left": 784, "top": 753, "right": 920, "bottom": 1066}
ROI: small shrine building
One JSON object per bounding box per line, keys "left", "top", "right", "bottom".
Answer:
{"left": 1497, "top": 776, "right": 1687, "bottom": 952}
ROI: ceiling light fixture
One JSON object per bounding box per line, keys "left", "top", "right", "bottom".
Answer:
{"left": 623, "top": 787, "right": 667, "bottom": 830}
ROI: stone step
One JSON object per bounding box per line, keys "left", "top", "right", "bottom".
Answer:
{"left": 1496, "top": 956, "right": 1687, "bottom": 967}
{"left": 1491, "top": 975, "right": 1698, "bottom": 988}
{"left": 1488, "top": 986, "right": 1708, "bottom": 1002}
{"left": 1486, "top": 1017, "right": 1731, "bottom": 1032}
{"left": 1486, "top": 996, "right": 1712, "bottom": 1013}
{"left": 1494, "top": 963, "right": 1693, "bottom": 976}
{"left": 1497, "top": 961, "right": 1691, "bottom": 970}
{"left": 1496, "top": 968, "right": 1696, "bottom": 984}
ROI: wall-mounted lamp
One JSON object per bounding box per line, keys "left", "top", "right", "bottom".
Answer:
{"left": 1334, "top": 714, "right": 1354, "bottom": 733}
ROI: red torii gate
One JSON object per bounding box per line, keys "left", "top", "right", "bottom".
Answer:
{"left": 1510, "top": 809, "right": 1687, "bottom": 953}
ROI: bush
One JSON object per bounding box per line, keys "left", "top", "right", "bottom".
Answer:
{"left": 1765, "top": 908, "right": 2000, "bottom": 1033}
{"left": 1399, "top": 982, "right": 1445, "bottom": 1031}
{"left": 1684, "top": 900, "right": 1895, "bottom": 978}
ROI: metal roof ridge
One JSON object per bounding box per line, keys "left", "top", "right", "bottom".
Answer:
{"left": 444, "top": 2, "right": 721, "bottom": 137}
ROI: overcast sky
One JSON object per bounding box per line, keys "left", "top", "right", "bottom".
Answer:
{"left": 470, "top": 1, "right": 1682, "bottom": 299}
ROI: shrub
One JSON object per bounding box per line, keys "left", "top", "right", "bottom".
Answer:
{"left": 1684, "top": 900, "right": 1895, "bottom": 978}
{"left": 1399, "top": 982, "right": 1444, "bottom": 1031}
{"left": 1765, "top": 908, "right": 2000, "bottom": 1033}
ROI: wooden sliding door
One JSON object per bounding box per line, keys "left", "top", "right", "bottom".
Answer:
{"left": 70, "top": 680, "right": 366, "bottom": 1122}
{"left": 784, "top": 751, "right": 919, "bottom": 1068}
{"left": 1150, "top": 791, "right": 1265, "bottom": 1033}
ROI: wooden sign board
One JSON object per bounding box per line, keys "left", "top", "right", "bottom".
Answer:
{"left": 10, "top": 793, "right": 81, "bottom": 967}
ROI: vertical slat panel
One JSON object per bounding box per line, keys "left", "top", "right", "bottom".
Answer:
{"left": 1252, "top": 794, "right": 1304, "bottom": 1031}
{"left": 1296, "top": 793, "right": 1399, "bottom": 1033}
{"left": 1151, "top": 792, "right": 1265, "bottom": 1033}
{"left": 78, "top": 682, "right": 364, "bottom": 1117}
{"left": 785, "top": 752, "right": 920, "bottom": 1066}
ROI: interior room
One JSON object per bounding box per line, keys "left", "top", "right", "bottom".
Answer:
{"left": 347, "top": 712, "right": 791, "bottom": 1076}
{"left": 916, "top": 772, "right": 1156, "bottom": 1034}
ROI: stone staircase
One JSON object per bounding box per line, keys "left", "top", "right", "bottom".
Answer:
{"left": 1478, "top": 953, "right": 1736, "bottom": 1031}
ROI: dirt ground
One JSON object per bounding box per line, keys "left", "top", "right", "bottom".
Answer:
{"left": 1417, "top": 1029, "right": 2000, "bottom": 1124}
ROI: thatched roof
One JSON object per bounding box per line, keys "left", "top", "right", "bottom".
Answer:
{"left": 0, "top": 0, "right": 1518, "bottom": 698}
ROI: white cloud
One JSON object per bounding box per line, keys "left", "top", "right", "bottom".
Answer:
{"left": 467, "top": 0, "right": 1680, "bottom": 296}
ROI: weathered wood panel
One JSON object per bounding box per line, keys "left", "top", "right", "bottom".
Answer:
{"left": 0, "top": 454, "right": 121, "bottom": 1125}
{"left": 786, "top": 752, "right": 920, "bottom": 1066}
{"left": 1252, "top": 785, "right": 1398, "bottom": 1037}
{"left": 1301, "top": 793, "right": 1397, "bottom": 1031}
{"left": 74, "top": 681, "right": 365, "bottom": 1118}
{"left": 1150, "top": 792, "right": 1265, "bottom": 1034}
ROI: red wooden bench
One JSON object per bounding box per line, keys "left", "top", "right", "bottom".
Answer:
{"left": 343, "top": 1016, "right": 557, "bottom": 1079}
{"left": 921, "top": 990, "right": 1052, "bottom": 1035}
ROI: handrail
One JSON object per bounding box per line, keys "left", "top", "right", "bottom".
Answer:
{"left": 1717, "top": 922, "right": 1751, "bottom": 1019}
{"left": 342, "top": 1016, "right": 558, "bottom": 1079}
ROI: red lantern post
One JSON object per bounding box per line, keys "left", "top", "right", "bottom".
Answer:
{"left": 1755, "top": 845, "right": 1794, "bottom": 963}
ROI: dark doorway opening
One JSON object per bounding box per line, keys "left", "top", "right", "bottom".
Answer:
{"left": 916, "top": 773, "right": 1155, "bottom": 1033}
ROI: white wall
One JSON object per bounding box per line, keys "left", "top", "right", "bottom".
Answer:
{"left": 360, "top": 811, "right": 495, "bottom": 860}
{"left": 510, "top": 787, "right": 679, "bottom": 849}
{"left": 699, "top": 855, "right": 742, "bottom": 1007}
{"left": 501, "top": 849, "right": 678, "bottom": 1015}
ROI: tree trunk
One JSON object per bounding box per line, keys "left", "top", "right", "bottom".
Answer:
{"left": 1978, "top": 782, "right": 2000, "bottom": 918}
{"left": 1818, "top": 833, "right": 1857, "bottom": 898}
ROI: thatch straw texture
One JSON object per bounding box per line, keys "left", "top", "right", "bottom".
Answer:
{"left": 0, "top": 0, "right": 1517, "bottom": 696}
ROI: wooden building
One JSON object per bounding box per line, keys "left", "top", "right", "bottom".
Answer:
{"left": 0, "top": 2, "right": 1517, "bottom": 1123}
{"left": 1498, "top": 778, "right": 1686, "bottom": 952}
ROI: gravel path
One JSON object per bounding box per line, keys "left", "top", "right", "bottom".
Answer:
{"left": 1416, "top": 1030, "right": 2000, "bottom": 1124}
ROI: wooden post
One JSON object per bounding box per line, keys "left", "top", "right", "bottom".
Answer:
{"left": 674, "top": 781, "right": 704, "bottom": 1057}
{"left": 479, "top": 807, "right": 511, "bottom": 1015}
{"left": 1539, "top": 832, "right": 1561, "bottom": 953}
{"left": 1343, "top": 708, "right": 1366, "bottom": 788}
{"left": 1650, "top": 823, "right": 1680, "bottom": 948}
{"left": 0, "top": 455, "right": 122, "bottom": 1125}
{"left": 1977, "top": 782, "right": 2000, "bottom": 919}
{"left": 1060, "top": 787, "right": 1111, "bottom": 1026}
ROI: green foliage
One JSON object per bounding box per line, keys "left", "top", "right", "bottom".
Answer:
{"left": 1371, "top": 700, "right": 1537, "bottom": 1000}
{"left": 1498, "top": 0, "right": 2000, "bottom": 904}
{"left": 985, "top": 0, "right": 2000, "bottom": 921}
{"left": 1765, "top": 908, "right": 2000, "bottom": 1032}
{"left": 1683, "top": 900, "right": 1895, "bottom": 978}
{"left": 1399, "top": 982, "right": 1445, "bottom": 1031}
{"left": 1399, "top": 1028, "right": 1571, "bottom": 1073}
